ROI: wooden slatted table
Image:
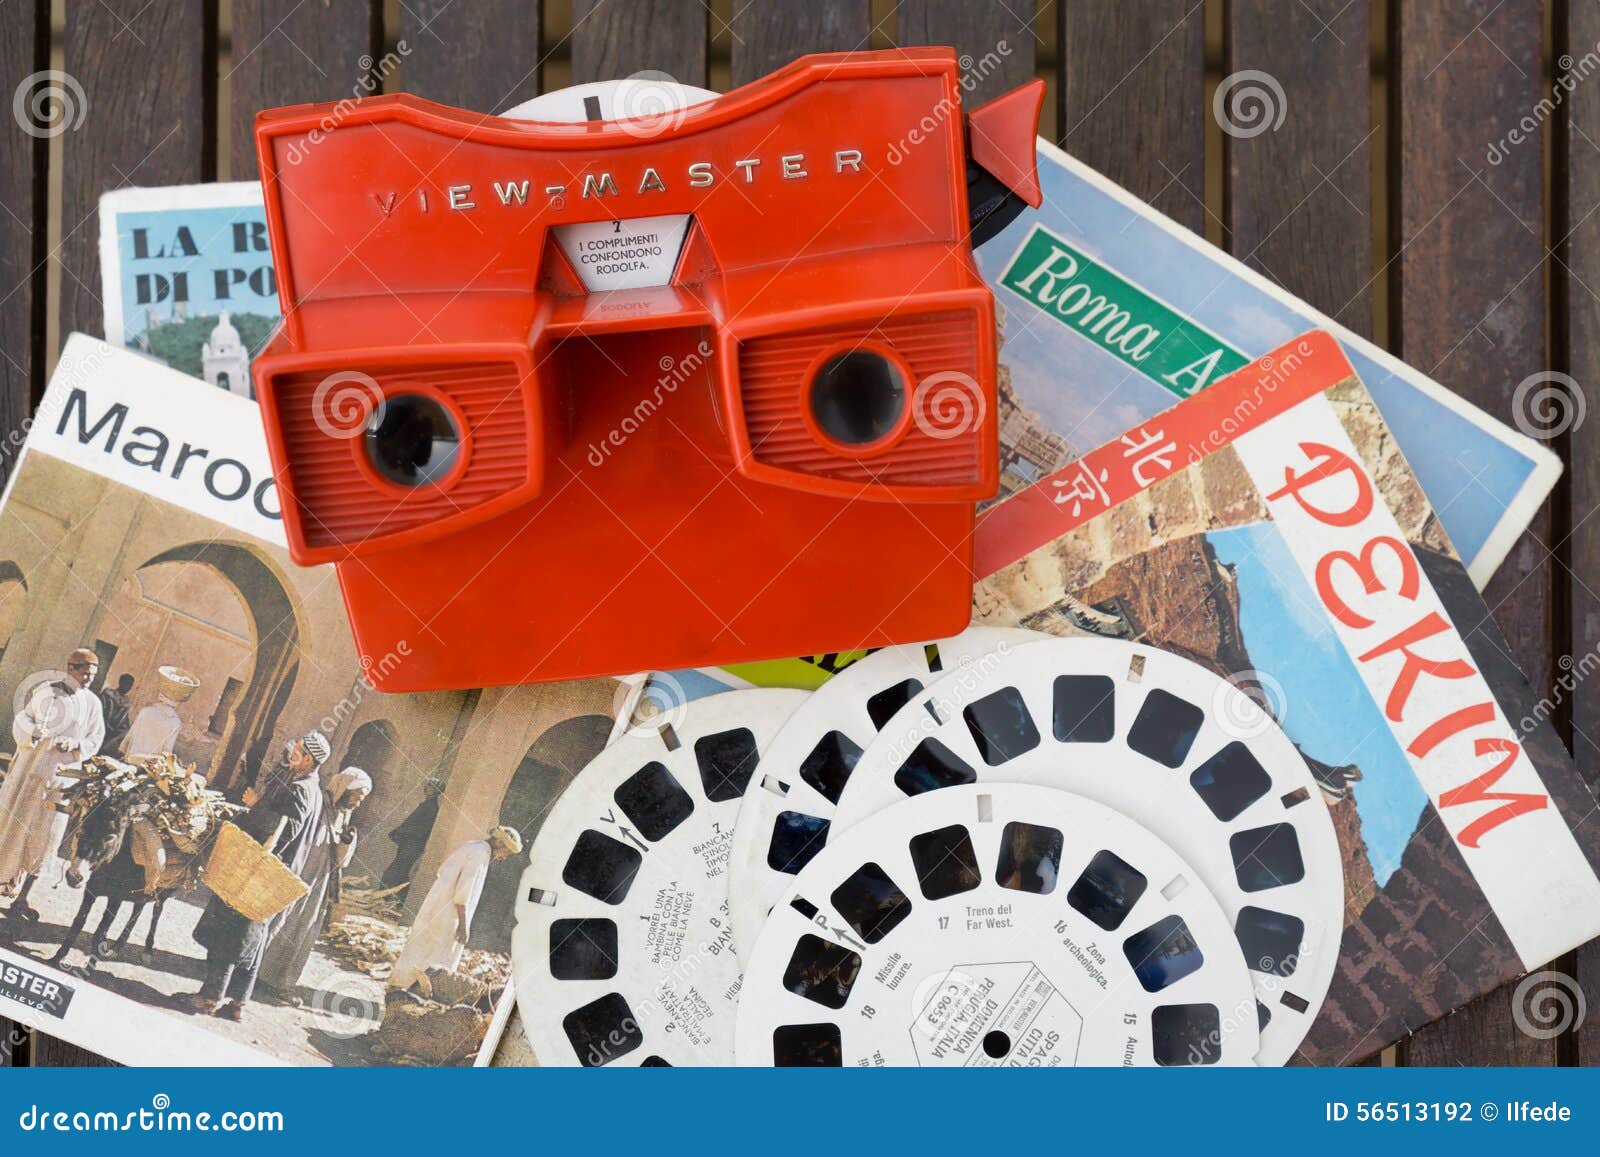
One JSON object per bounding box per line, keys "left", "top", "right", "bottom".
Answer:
{"left": 0, "top": 0, "right": 1592, "bottom": 1068}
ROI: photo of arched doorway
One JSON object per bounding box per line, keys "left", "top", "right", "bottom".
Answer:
{"left": 470, "top": 713, "right": 614, "bottom": 950}
{"left": 0, "top": 560, "right": 26, "bottom": 670}
{"left": 339, "top": 717, "right": 412, "bottom": 883}
{"left": 135, "top": 541, "right": 303, "bottom": 790}
{"left": 342, "top": 718, "right": 404, "bottom": 781}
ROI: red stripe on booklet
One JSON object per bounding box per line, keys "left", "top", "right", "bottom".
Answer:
{"left": 973, "top": 330, "right": 1353, "bottom": 577}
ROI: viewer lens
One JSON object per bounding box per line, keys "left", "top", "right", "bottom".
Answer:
{"left": 365, "top": 393, "right": 461, "bottom": 488}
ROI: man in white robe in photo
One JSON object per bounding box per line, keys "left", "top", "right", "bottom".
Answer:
{"left": 387, "top": 825, "right": 521, "bottom": 997}
{"left": 122, "top": 693, "right": 182, "bottom": 759}
{"left": 0, "top": 648, "right": 106, "bottom": 922}
{"left": 121, "top": 682, "right": 190, "bottom": 894}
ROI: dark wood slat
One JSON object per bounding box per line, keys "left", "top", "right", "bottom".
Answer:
{"left": 1393, "top": 0, "right": 1555, "bottom": 1068}
{"left": 0, "top": 0, "right": 45, "bottom": 421}
{"left": 30, "top": 1035, "right": 112, "bottom": 1068}
{"left": 400, "top": 0, "right": 540, "bottom": 113}
{"left": 569, "top": 0, "right": 706, "bottom": 87}
{"left": 58, "top": 0, "right": 211, "bottom": 343}
{"left": 230, "top": 1, "right": 376, "bottom": 179}
{"left": 41, "top": 0, "right": 212, "bottom": 1067}
{"left": 1224, "top": 0, "right": 1373, "bottom": 338}
{"left": 1564, "top": 0, "right": 1600, "bottom": 1070}
{"left": 729, "top": 0, "right": 870, "bottom": 88}
{"left": 1060, "top": 0, "right": 1206, "bottom": 234}
{"left": 0, "top": 8, "right": 46, "bottom": 1069}
{"left": 895, "top": 0, "right": 1037, "bottom": 106}
{"left": 3, "top": 1019, "right": 26, "bottom": 1067}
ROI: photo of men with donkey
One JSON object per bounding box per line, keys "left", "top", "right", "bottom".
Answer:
{"left": 0, "top": 451, "right": 623, "bottom": 1064}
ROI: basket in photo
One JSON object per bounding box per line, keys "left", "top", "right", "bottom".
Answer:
{"left": 156, "top": 664, "right": 201, "bottom": 703}
{"left": 201, "top": 820, "right": 308, "bottom": 922}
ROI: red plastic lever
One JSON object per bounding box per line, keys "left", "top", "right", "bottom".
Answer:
{"left": 967, "top": 79, "right": 1046, "bottom": 208}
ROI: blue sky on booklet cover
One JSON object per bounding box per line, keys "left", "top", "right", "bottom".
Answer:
{"left": 1210, "top": 520, "right": 1427, "bottom": 884}
{"left": 975, "top": 150, "right": 1536, "bottom": 568}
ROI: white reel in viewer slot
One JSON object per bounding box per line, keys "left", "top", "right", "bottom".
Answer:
{"left": 511, "top": 687, "right": 804, "bottom": 1066}
{"left": 503, "top": 76, "right": 719, "bottom": 292}
{"left": 834, "top": 635, "right": 1346, "bottom": 1066}
{"left": 728, "top": 627, "right": 1049, "bottom": 966}
{"left": 736, "top": 782, "right": 1261, "bottom": 1067}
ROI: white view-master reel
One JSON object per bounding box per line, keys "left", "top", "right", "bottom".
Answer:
{"left": 512, "top": 687, "right": 804, "bottom": 1066}
{"left": 833, "top": 635, "right": 1344, "bottom": 1066}
{"left": 736, "top": 782, "right": 1260, "bottom": 1066}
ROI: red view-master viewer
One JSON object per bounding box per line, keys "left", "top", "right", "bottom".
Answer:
{"left": 251, "top": 50, "right": 1043, "bottom": 691}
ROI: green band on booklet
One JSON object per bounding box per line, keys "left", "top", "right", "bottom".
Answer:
{"left": 719, "top": 650, "right": 873, "bottom": 689}
{"left": 998, "top": 224, "right": 1249, "bottom": 398}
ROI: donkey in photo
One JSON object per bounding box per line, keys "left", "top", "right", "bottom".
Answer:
{"left": 50, "top": 789, "right": 182, "bottom": 970}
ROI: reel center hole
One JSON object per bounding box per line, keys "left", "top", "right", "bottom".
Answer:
{"left": 809, "top": 350, "right": 906, "bottom": 446}
{"left": 982, "top": 1029, "right": 1011, "bottom": 1058}
{"left": 366, "top": 392, "right": 461, "bottom": 487}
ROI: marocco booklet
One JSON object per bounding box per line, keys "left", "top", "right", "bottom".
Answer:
{"left": 974, "top": 330, "right": 1600, "bottom": 1062}
{"left": 0, "top": 336, "right": 628, "bottom": 1066}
